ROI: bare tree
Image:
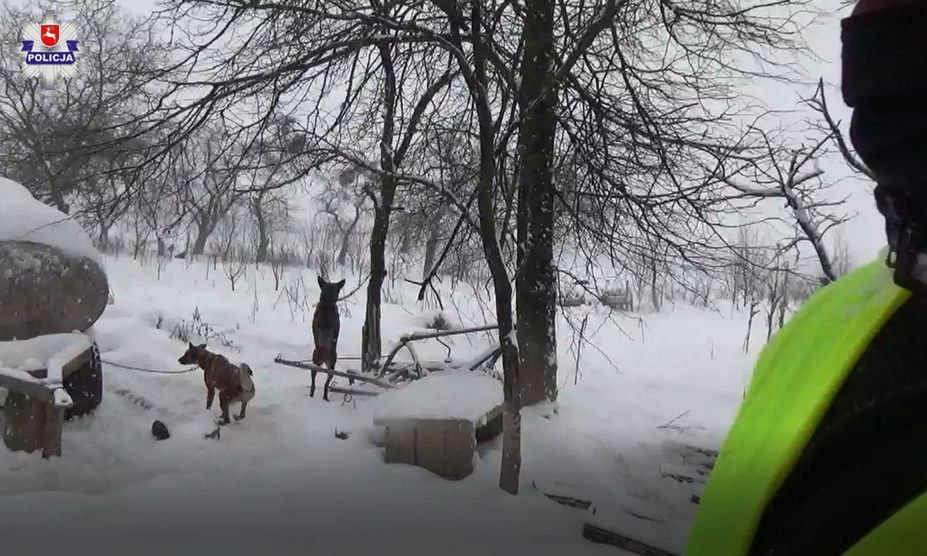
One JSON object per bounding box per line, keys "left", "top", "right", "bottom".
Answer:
{"left": 317, "top": 168, "right": 370, "bottom": 268}
{"left": 173, "top": 123, "right": 248, "bottom": 257}
{"left": 725, "top": 130, "right": 851, "bottom": 284}
{"left": 138, "top": 0, "right": 816, "bottom": 497}
{"left": 0, "top": 0, "right": 162, "bottom": 213}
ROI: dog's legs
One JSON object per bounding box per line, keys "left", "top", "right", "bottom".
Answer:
{"left": 218, "top": 393, "right": 231, "bottom": 425}
{"left": 332, "top": 347, "right": 352, "bottom": 387}
{"left": 309, "top": 370, "right": 317, "bottom": 398}
{"left": 323, "top": 373, "right": 333, "bottom": 402}
{"left": 235, "top": 400, "right": 248, "bottom": 421}
{"left": 206, "top": 385, "right": 215, "bottom": 410}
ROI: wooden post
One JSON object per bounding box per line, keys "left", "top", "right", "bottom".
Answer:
{"left": 3, "top": 392, "right": 52, "bottom": 455}
{"left": 42, "top": 405, "right": 64, "bottom": 459}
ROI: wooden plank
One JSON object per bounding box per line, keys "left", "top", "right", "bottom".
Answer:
{"left": 532, "top": 481, "right": 593, "bottom": 510}
{"left": 328, "top": 386, "right": 380, "bottom": 397}
{"left": 374, "top": 403, "right": 504, "bottom": 428}
{"left": 397, "top": 324, "right": 497, "bottom": 343}
{"left": 41, "top": 405, "right": 64, "bottom": 459}
{"left": 443, "top": 421, "right": 475, "bottom": 480}
{"left": 660, "top": 464, "right": 707, "bottom": 485}
{"left": 0, "top": 372, "right": 54, "bottom": 402}
{"left": 583, "top": 523, "right": 679, "bottom": 556}
{"left": 60, "top": 347, "right": 92, "bottom": 379}
{"left": 3, "top": 391, "right": 56, "bottom": 455}
{"left": 380, "top": 419, "right": 477, "bottom": 480}
{"left": 583, "top": 502, "right": 687, "bottom": 556}
{"left": 274, "top": 357, "right": 394, "bottom": 389}
{"left": 383, "top": 424, "right": 416, "bottom": 466}
{"left": 478, "top": 403, "right": 504, "bottom": 425}
{"left": 475, "top": 407, "right": 503, "bottom": 443}
{"left": 542, "top": 493, "right": 592, "bottom": 510}
{"left": 374, "top": 416, "right": 466, "bottom": 427}
{"left": 414, "top": 422, "right": 449, "bottom": 478}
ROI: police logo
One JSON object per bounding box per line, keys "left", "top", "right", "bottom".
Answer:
{"left": 19, "top": 10, "right": 79, "bottom": 87}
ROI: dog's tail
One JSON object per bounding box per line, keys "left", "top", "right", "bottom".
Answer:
{"left": 238, "top": 363, "right": 256, "bottom": 394}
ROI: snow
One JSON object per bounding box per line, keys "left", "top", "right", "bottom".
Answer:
{"left": 370, "top": 371, "right": 503, "bottom": 422}
{"left": 0, "top": 332, "right": 90, "bottom": 376}
{"left": 0, "top": 366, "right": 42, "bottom": 384}
{"left": 53, "top": 387, "right": 74, "bottom": 408}
{"left": 586, "top": 499, "right": 691, "bottom": 554}
{"left": 45, "top": 333, "right": 92, "bottom": 383}
{"left": 0, "top": 176, "right": 100, "bottom": 262}
{"left": 0, "top": 255, "right": 763, "bottom": 552}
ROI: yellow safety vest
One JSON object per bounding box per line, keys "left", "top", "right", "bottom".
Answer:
{"left": 686, "top": 258, "right": 927, "bottom": 555}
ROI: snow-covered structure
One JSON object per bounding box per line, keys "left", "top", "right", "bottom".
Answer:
{"left": 0, "top": 177, "right": 108, "bottom": 340}
{"left": 0, "top": 177, "right": 108, "bottom": 456}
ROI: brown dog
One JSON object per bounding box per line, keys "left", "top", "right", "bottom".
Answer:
{"left": 311, "top": 276, "right": 345, "bottom": 401}
{"left": 178, "top": 342, "right": 255, "bottom": 425}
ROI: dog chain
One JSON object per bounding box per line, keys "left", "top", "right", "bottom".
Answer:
{"left": 330, "top": 379, "right": 356, "bottom": 409}
{"left": 102, "top": 359, "right": 199, "bottom": 374}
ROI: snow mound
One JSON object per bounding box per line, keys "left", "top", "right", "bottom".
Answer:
{"left": 370, "top": 370, "right": 503, "bottom": 423}
{"left": 0, "top": 332, "right": 90, "bottom": 375}
{"left": 0, "top": 176, "right": 100, "bottom": 262}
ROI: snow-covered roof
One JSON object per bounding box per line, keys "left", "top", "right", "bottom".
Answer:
{"left": 0, "top": 176, "right": 100, "bottom": 262}
{"left": 370, "top": 370, "right": 503, "bottom": 423}
{"left": 0, "top": 332, "right": 91, "bottom": 382}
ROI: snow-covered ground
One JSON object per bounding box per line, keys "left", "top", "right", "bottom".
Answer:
{"left": 0, "top": 254, "right": 763, "bottom": 554}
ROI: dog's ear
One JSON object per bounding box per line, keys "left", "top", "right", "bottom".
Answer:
{"left": 198, "top": 343, "right": 206, "bottom": 349}
{"left": 188, "top": 341, "right": 194, "bottom": 349}
{"left": 336, "top": 279, "right": 345, "bottom": 289}
{"left": 317, "top": 275, "right": 326, "bottom": 288}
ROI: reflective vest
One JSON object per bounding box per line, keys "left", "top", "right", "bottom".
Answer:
{"left": 685, "top": 258, "right": 927, "bottom": 555}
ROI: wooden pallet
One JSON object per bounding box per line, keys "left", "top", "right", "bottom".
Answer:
{"left": 583, "top": 501, "right": 687, "bottom": 556}
{"left": 583, "top": 522, "right": 678, "bottom": 556}
{"left": 532, "top": 480, "right": 593, "bottom": 510}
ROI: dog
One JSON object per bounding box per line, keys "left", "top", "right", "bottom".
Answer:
{"left": 178, "top": 342, "right": 255, "bottom": 425}
{"left": 311, "top": 276, "right": 345, "bottom": 401}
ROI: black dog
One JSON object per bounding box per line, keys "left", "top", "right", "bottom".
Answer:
{"left": 311, "top": 276, "right": 345, "bottom": 401}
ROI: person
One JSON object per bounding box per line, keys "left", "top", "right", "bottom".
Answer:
{"left": 685, "top": 0, "right": 927, "bottom": 553}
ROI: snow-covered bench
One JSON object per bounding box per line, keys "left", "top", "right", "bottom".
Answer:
{"left": 370, "top": 371, "right": 504, "bottom": 480}
{"left": 0, "top": 332, "right": 93, "bottom": 458}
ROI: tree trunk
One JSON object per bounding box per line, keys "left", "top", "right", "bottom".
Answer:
{"left": 49, "top": 187, "right": 69, "bottom": 215}
{"left": 253, "top": 196, "right": 270, "bottom": 263}
{"left": 337, "top": 205, "right": 363, "bottom": 267}
{"left": 460, "top": 0, "right": 522, "bottom": 494}
{"left": 191, "top": 217, "right": 214, "bottom": 256}
{"left": 362, "top": 196, "right": 394, "bottom": 373}
{"left": 422, "top": 209, "right": 445, "bottom": 279}
{"left": 98, "top": 223, "right": 111, "bottom": 253}
{"left": 361, "top": 42, "right": 399, "bottom": 375}
{"left": 515, "top": 0, "right": 559, "bottom": 407}
{"left": 650, "top": 257, "right": 661, "bottom": 311}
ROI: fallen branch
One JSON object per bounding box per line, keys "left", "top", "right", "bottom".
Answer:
{"left": 273, "top": 356, "right": 395, "bottom": 389}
